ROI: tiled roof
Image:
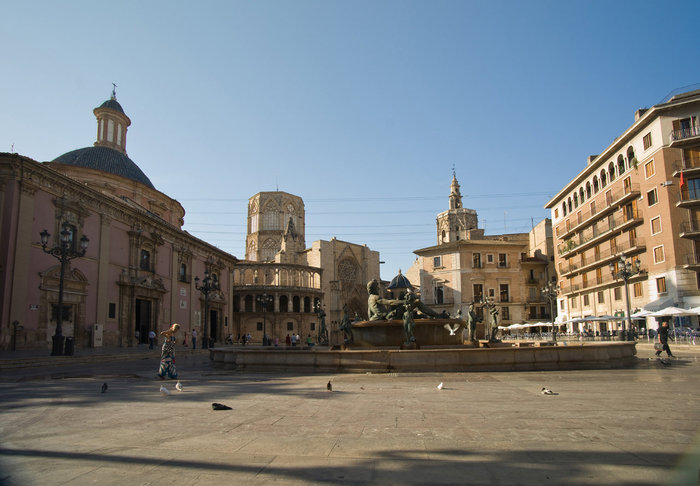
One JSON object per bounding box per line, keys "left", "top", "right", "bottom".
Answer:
{"left": 50, "top": 146, "right": 155, "bottom": 189}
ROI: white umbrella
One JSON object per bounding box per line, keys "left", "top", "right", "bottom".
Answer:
{"left": 649, "top": 306, "right": 697, "bottom": 317}
{"left": 688, "top": 306, "right": 700, "bottom": 315}
{"left": 631, "top": 309, "right": 653, "bottom": 318}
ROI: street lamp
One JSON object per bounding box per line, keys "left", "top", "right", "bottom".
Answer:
{"left": 256, "top": 293, "right": 274, "bottom": 346}
{"left": 40, "top": 223, "right": 89, "bottom": 356}
{"left": 195, "top": 271, "right": 219, "bottom": 349}
{"left": 541, "top": 281, "right": 560, "bottom": 343}
{"left": 609, "top": 256, "right": 641, "bottom": 341}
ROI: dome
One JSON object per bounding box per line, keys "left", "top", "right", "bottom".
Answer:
{"left": 387, "top": 269, "right": 413, "bottom": 290}
{"left": 50, "top": 146, "right": 155, "bottom": 189}
{"left": 98, "top": 98, "right": 125, "bottom": 114}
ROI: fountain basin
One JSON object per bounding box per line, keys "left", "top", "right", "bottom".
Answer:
{"left": 351, "top": 318, "right": 470, "bottom": 347}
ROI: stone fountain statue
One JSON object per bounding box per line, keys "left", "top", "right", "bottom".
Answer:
{"left": 339, "top": 304, "right": 354, "bottom": 344}
{"left": 367, "top": 279, "right": 404, "bottom": 321}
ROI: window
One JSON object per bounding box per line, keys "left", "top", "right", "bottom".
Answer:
{"left": 614, "top": 287, "right": 622, "bottom": 301}
{"left": 653, "top": 245, "right": 665, "bottom": 264}
{"left": 473, "top": 284, "right": 483, "bottom": 301}
{"left": 501, "top": 307, "right": 510, "bottom": 320}
{"left": 650, "top": 217, "right": 662, "bottom": 235}
{"left": 262, "top": 210, "right": 280, "bottom": 230}
{"left": 656, "top": 277, "right": 667, "bottom": 294}
{"left": 256, "top": 322, "right": 263, "bottom": 331}
{"left": 499, "top": 284, "right": 509, "bottom": 302}
{"left": 140, "top": 249, "right": 151, "bottom": 271}
{"left": 287, "top": 322, "right": 294, "bottom": 330}
{"left": 488, "top": 288, "right": 495, "bottom": 298}
{"left": 554, "top": 208, "right": 559, "bottom": 218}
{"left": 605, "top": 189, "right": 613, "bottom": 207}
{"left": 473, "top": 253, "right": 482, "bottom": 268}
{"left": 581, "top": 294, "right": 589, "bottom": 306}
{"left": 179, "top": 263, "right": 187, "bottom": 282}
{"left": 590, "top": 200, "right": 596, "bottom": 216}
{"left": 643, "top": 132, "right": 652, "bottom": 150}
{"left": 617, "top": 155, "right": 626, "bottom": 176}
{"left": 623, "top": 176, "right": 632, "bottom": 194}
{"left": 570, "top": 297, "right": 577, "bottom": 309}
{"left": 597, "top": 291, "right": 604, "bottom": 304}
{"left": 435, "top": 285, "right": 444, "bottom": 304}
{"left": 644, "top": 160, "right": 655, "bottom": 178}
{"left": 560, "top": 300, "right": 565, "bottom": 311}
{"left": 528, "top": 287, "right": 537, "bottom": 300}
{"left": 596, "top": 268, "right": 602, "bottom": 285}
{"left": 498, "top": 253, "right": 507, "bottom": 267}
{"left": 108, "top": 302, "right": 116, "bottom": 319}
{"left": 433, "top": 256, "right": 442, "bottom": 268}
{"left": 310, "top": 322, "right": 315, "bottom": 331}
{"left": 487, "top": 254, "right": 494, "bottom": 264}
{"left": 633, "top": 282, "right": 643, "bottom": 297}
{"left": 647, "top": 188, "right": 658, "bottom": 206}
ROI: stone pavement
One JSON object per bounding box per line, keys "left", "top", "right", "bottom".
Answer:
{"left": 0, "top": 343, "right": 698, "bottom": 485}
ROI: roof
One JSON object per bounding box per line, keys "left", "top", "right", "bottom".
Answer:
{"left": 98, "top": 98, "right": 125, "bottom": 114}
{"left": 50, "top": 146, "right": 155, "bottom": 189}
{"left": 387, "top": 270, "right": 413, "bottom": 290}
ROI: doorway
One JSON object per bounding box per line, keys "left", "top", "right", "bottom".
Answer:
{"left": 135, "top": 299, "right": 151, "bottom": 344}
{"left": 209, "top": 309, "right": 219, "bottom": 343}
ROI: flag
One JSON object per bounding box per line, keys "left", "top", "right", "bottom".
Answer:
{"left": 680, "top": 168, "right": 685, "bottom": 187}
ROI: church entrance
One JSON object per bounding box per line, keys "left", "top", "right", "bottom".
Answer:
{"left": 135, "top": 299, "right": 151, "bottom": 344}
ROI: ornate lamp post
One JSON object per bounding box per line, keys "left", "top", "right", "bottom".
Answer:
{"left": 609, "top": 256, "right": 641, "bottom": 341}
{"left": 256, "top": 293, "right": 274, "bottom": 345}
{"left": 40, "top": 223, "right": 89, "bottom": 356}
{"left": 195, "top": 271, "right": 219, "bottom": 349}
{"left": 541, "top": 281, "right": 560, "bottom": 343}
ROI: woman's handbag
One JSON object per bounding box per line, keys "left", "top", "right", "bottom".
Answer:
{"left": 654, "top": 343, "right": 663, "bottom": 351}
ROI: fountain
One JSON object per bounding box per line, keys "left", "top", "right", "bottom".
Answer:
{"left": 210, "top": 279, "right": 637, "bottom": 372}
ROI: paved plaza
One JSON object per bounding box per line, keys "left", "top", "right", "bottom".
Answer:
{"left": 0, "top": 343, "right": 698, "bottom": 485}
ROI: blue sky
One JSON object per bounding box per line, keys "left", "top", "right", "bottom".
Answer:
{"left": 3, "top": 1, "right": 700, "bottom": 279}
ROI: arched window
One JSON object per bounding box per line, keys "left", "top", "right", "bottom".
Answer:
{"left": 279, "top": 295, "right": 289, "bottom": 312}
{"left": 600, "top": 169, "right": 607, "bottom": 188}
{"left": 573, "top": 193, "right": 578, "bottom": 208}
{"left": 179, "top": 263, "right": 187, "bottom": 282}
{"left": 292, "top": 296, "right": 301, "bottom": 313}
{"left": 562, "top": 202, "right": 567, "bottom": 216}
{"left": 261, "top": 239, "right": 277, "bottom": 262}
{"left": 304, "top": 297, "right": 311, "bottom": 313}
{"left": 586, "top": 182, "right": 592, "bottom": 198}
{"left": 592, "top": 177, "right": 599, "bottom": 193}
{"left": 608, "top": 162, "right": 616, "bottom": 182}
{"left": 262, "top": 208, "right": 280, "bottom": 230}
{"left": 567, "top": 198, "right": 572, "bottom": 213}
{"left": 579, "top": 188, "right": 585, "bottom": 203}
{"left": 627, "top": 146, "right": 636, "bottom": 168}
{"left": 617, "top": 155, "right": 625, "bottom": 176}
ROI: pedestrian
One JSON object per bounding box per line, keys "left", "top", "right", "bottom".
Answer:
{"left": 191, "top": 329, "right": 197, "bottom": 350}
{"left": 274, "top": 337, "right": 279, "bottom": 347}
{"left": 135, "top": 329, "right": 140, "bottom": 344}
{"left": 148, "top": 330, "right": 156, "bottom": 349}
{"left": 157, "top": 323, "right": 180, "bottom": 380}
{"left": 285, "top": 334, "right": 291, "bottom": 346}
{"left": 655, "top": 321, "right": 674, "bottom": 358}
{"left": 306, "top": 334, "right": 313, "bottom": 347}
{"left": 183, "top": 333, "right": 188, "bottom": 347}
{"left": 296, "top": 333, "right": 301, "bottom": 345}
{"left": 291, "top": 333, "right": 297, "bottom": 346}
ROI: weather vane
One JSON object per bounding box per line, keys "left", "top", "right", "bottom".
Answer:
{"left": 111, "top": 83, "right": 117, "bottom": 100}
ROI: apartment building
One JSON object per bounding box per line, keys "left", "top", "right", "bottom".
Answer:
{"left": 545, "top": 88, "right": 700, "bottom": 333}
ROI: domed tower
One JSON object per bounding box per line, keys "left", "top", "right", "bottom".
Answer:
{"left": 46, "top": 89, "right": 184, "bottom": 227}
{"left": 436, "top": 170, "right": 480, "bottom": 244}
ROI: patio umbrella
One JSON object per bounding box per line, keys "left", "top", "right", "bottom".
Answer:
{"left": 649, "top": 306, "right": 697, "bottom": 317}
{"left": 631, "top": 309, "right": 653, "bottom": 318}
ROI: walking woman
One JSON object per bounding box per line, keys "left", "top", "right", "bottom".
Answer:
{"left": 158, "top": 323, "right": 180, "bottom": 380}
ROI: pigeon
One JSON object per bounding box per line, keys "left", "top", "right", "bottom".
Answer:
{"left": 175, "top": 381, "right": 183, "bottom": 391}
{"left": 327, "top": 381, "right": 333, "bottom": 392}
{"left": 437, "top": 382, "right": 444, "bottom": 390}
{"left": 443, "top": 323, "right": 460, "bottom": 336}
{"left": 160, "top": 385, "right": 171, "bottom": 396}
{"left": 212, "top": 403, "right": 232, "bottom": 410}
{"left": 541, "top": 387, "right": 557, "bottom": 395}
{"left": 101, "top": 383, "right": 108, "bottom": 394}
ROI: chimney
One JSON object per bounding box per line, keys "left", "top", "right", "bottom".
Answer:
{"left": 635, "top": 108, "right": 648, "bottom": 121}
{"left": 587, "top": 155, "right": 598, "bottom": 166}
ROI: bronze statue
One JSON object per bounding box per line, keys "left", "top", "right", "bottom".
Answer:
{"left": 465, "top": 303, "right": 479, "bottom": 341}
{"left": 403, "top": 293, "right": 418, "bottom": 344}
{"left": 339, "top": 304, "right": 353, "bottom": 343}
{"left": 367, "top": 279, "right": 403, "bottom": 320}
{"left": 317, "top": 307, "right": 329, "bottom": 345}
{"left": 482, "top": 299, "right": 500, "bottom": 342}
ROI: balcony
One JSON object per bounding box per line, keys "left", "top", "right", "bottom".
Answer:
{"left": 683, "top": 253, "right": 700, "bottom": 271}
{"left": 678, "top": 186, "right": 700, "bottom": 209}
{"left": 558, "top": 184, "right": 640, "bottom": 240}
{"left": 672, "top": 159, "right": 700, "bottom": 179}
{"left": 670, "top": 125, "right": 700, "bottom": 148}
{"left": 561, "top": 271, "right": 647, "bottom": 296}
{"left": 559, "top": 237, "right": 646, "bottom": 277}
{"left": 680, "top": 220, "right": 700, "bottom": 239}
{"left": 557, "top": 212, "right": 643, "bottom": 258}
